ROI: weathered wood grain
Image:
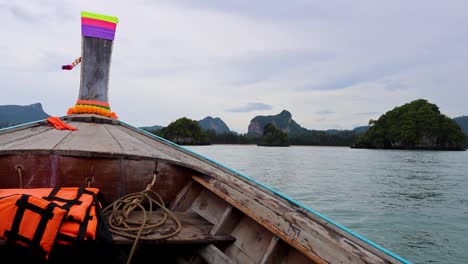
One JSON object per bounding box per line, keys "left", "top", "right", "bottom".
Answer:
{"left": 54, "top": 122, "right": 123, "bottom": 153}
{"left": 104, "top": 124, "right": 157, "bottom": 157}
{"left": 210, "top": 205, "right": 239, "bottom": 236}
{"left": 0, "top": 122, "right": 81, "bottom": 151}
{"left": 229, "top": 215, "right": 275, "bottom": 263}
{"left": 0, "top": 120, "right": 47, "bottom": 136}
{"left": 192, "top": 189, "right": 230, "bottom": 225}
{"left": 171, "top": 181, "right": 204, "bottom": 212}
{"left": 170, "top": 181, "right": 195, "bottom": 210}
{"left": 260, "top": 236, "right": 280, "bottom": 264}
{"left": 0, "top": 125, "right": 53, "bottom": 148}
{"left": 199, "top": 244, "right": 235, "bottom": 264}
{"left": 80, "top": 37, "right": 112, "bottom": 102}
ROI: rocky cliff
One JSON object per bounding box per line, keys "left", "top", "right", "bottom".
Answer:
{"left": 454, "top": 116, "right": 468, "bottom": 135}
{"left": 0, "top": 103, "right": 49, "bottom": 128}
{"left": 247, "top": 110, "right": 308, "bottom": 136}
{"left": 198, "top": 116, "right": 230, "bottom": 134}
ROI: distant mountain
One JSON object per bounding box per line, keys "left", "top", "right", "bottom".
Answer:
{"left": 247, "top": 110, "right": 308, "bottom": 136}
{"left": 140, "top": 124, "right": 163, "bottom": 132}
{"left": 453, "top": 116, "right": 468, "bottom": 134}
{"left": 198, "top": 116, "right": 230, "bottom": 134}
{"left": 0, "top": 103, "right": 49, "bottom": 128}
{"left": 353, "top": 126, "right": 369, "bottom": 133}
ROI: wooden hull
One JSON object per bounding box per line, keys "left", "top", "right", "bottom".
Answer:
{"left": 0, "top": 115, "right": 411, "bottom": 264}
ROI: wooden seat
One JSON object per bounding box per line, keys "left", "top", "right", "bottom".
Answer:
{"left": 111, "top": 211, "right": 236, "bottom": 245}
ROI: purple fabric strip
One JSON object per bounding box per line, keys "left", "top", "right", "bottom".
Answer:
{"left": 82, "top": 24, "right": 115, "bottom": 40}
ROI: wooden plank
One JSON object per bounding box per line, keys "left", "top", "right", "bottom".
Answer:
{"left": 199, "top": 244, "right": 235, "bottom": 264}
{"left": 110, "top": 211, "right": 235, "bottom": 245}
{"left": 170, "top": 181, "right": 203, "bottom": 212}
{"left": 169, "top": 181, "right": 194, "bottom": 210}
{"left": 224, "top": 244, "right": 256, "bottom": 264}
{"left": 104, "top": 124, "right": 156, "bottom": 157}
{"left": 0, "top": 122, "right": 81, "bottom": 150}
{"left": 229, "top": 215, "right": 275, "bottom": 263}
{"left": 0, "top": 125, "right": 53, "bottom": 149}
{"left": 54, "top": 122, "right": 124, "bottom": 154}
{"left": 114, "top": 125, "right": 185, "bottom": 162}
{"left": 192, "top": 175, "right": 327, "bottom": 264}
{"left": 263, "top": 239, "right": 290, "bottom": 264}
{"left": 210, "top": 205, "right": 239, "bottom": 235}
{"left": 282, "top": 247, "right": 314, "bottom": 264}
{"left": 0, "top": 120, "right": 47, "bottom": 136}
{"left": 192, "top": 189, "right": 230, "bottom": 225}
{"left": 260, "top": 236, "right": 280, "bottom": 264}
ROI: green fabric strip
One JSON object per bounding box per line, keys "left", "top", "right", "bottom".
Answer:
{"left": 76, "top": 104, "right": 111, "bottom": 110}
{"left": 81, "top": 11, "right": 118, "bottom": 23}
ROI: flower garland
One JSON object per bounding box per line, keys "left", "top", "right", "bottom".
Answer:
{"left": 67, "top": 100, "right": 118, "bottom": 119}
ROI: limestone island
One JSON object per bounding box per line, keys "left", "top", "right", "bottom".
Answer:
{"left": 352, "top": 99, "right": 466, "bottom": 151}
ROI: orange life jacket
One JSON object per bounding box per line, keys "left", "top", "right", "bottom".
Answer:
{"left": 0, "top": 187, "right": 104, "bottom": 248}
{"left": 0, "top": 187, "right": 99, "bottom": 222}
{"left": 0, "top": 194, "right": 69, "bottom": 259}
{"left": 56, "top": 204, "right": 99, "bottom": 245}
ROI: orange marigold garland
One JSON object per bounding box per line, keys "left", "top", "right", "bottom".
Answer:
{"left": 67, "top": 100, "right": 118, "bottom": 119}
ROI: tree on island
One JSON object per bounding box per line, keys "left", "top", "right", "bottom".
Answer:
{"left": 259, "top": 123, "right": 289, "bottom": 146}
{"left": 155, "top": 117, "right": 210, "bottom": 145}
{"left": 354, "top": 99, "right": 466, "bottom": 150}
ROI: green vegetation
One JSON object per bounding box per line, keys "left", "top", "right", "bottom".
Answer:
{"left": 154, "top": 117, "right": 210, "bottom": 145}
{"left": 153, "top": 124, "right": 359, "bottom": 146}
{"left": 354, "top": 99, "right": 466, "bottom": 150}
{"left": 153, "top": 120, "right": 363, "bottom": 146}
{"left": 204, "top": 130, "right": 256, "bottom": 144}
{"left": 289, "top": 130, "right": 360, "bottom": 146}
{"left": 259, "top": 123, "right": 289, "bottom": 146}
{"left": 144, "top": 101, "right": 465, "bottom": 149}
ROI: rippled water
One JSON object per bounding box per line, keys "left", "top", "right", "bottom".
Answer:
{"left": 186, "top": 145, "right": 468, "bottom": 264}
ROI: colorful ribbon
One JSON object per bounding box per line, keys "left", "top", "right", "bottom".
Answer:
{"left": 62, "top": 57, "right": 82, "bottom": 70}
{"left": 81, "top": 11, "right": 118, "bottom": 40}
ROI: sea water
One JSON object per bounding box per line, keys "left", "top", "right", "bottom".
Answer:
{"left": 187, "top": 145, "right": 468, "bottom": 264}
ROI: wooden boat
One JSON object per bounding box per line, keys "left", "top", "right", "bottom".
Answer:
{"left": 0, "top": 11, "right": 412, "bottom": 264}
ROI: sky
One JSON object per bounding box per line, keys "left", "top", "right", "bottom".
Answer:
{"left": 1, "top": 0, "right": 468, "bottom": 133}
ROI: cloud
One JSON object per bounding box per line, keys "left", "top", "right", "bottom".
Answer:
{"left": 354, "top": 112, "right": 381, "bottom": 116}
{"left": 160, "top": 0, "right": 351, "bottom": 21}
{"left": 317, "top": 110, "right": 334, "bottom": 115}
{"left": 226, "top": 102, "right": 273, "bottom": 113}
{"left": 379, "top": 79, "right": 408, "bottom": 91}
{"left": 2, "top": 1, "right": 73, "bottom": 23}
{"left": 221, "top": 50, "right": 334, "bottom": 86}
{"left": 295, "top": 61, "right": 414, "bottom": 91}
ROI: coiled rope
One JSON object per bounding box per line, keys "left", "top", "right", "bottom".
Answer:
{"left": 102, "top": 172, "right": 182, "bottom": 264}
